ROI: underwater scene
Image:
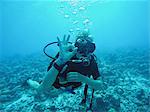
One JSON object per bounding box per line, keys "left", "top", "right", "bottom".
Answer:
{"left": 0, "top": 0, "right": 150, "bottom": 112}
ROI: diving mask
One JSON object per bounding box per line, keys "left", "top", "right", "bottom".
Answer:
{"left": 75, "top": 38, "right": 96, "bottom": 54}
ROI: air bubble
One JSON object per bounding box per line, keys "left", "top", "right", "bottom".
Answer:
{"left": 83, "top": 19, "right": 90, "bottom": 25}
{"left": 79, "top": 7, "right": 85, "bottom": 11}
{"left": 88, "top": 35, "right": 92, "bottom": 38}
{"left": 83, "top": 29, "right": 89, "bottom": 33}
{"left": 64, "top": 15, "right": 69, "bottom": 18}
{"left": 72, "top": 11, "right": 77, "bottom": 15}
{"left": 69, "top": 29, "right": 73, "bottom": 33}
{"left": 73, "top": 21, "right": 79, "bottom": 24}
{"left": 76, "top": 28, "right": 80, "bottom": 31}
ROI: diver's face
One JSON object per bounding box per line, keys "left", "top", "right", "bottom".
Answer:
{"left": 75, "top": 38, "right": 89, "bottom": 56}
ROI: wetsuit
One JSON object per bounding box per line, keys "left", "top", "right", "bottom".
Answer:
{"left": 47, "top": 54, "right": 100, "bottom": 89}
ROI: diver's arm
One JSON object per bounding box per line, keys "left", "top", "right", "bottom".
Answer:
{"left": 27, "top": 35, "right": 77, "bottom": 93}
{"left": 67, "top": 72, "right": 104, "bottom": 90}
{"left": 81, "top": 76, "right": 104, "bottom": 90}
{"left": 27, "top": 59, "right": 63, "bottom": 92}
{"left": 37, "top": 59, "right": 63, "bottom": 92}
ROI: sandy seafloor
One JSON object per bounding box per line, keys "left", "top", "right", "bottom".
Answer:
{"left": 0, "top": 48, "right": 150, "bottom": 112}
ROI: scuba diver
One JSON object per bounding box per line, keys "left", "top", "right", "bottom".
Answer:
{"left": 27, "top": 31, "right": 104, "bottom": 111}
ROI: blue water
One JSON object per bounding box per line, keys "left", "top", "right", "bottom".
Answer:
{"left": 0, "top": 0, "right": 149, "bottom": 112}
{"left": 0, "top": 0, "right": 149, "bottom": 58}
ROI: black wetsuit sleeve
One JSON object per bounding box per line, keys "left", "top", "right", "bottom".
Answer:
{"left": 91, "top": 58, "right": 100, "bottom": 80}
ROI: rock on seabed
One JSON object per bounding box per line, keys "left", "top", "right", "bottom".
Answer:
{"left": 0, "top": 49, "right": 150, "bottom": 112}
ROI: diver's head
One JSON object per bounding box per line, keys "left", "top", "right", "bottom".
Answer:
{"left": 74, "top": 30, "right": 95, "bottom": 56}
{"left": 75, "top": 30, "right": 93, "bottom": 42}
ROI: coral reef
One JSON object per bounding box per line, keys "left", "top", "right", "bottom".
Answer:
{"left": 0, "top": 49, "right": 149, "bottom": 112}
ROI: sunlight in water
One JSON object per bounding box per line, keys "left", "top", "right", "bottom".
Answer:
{"left": 58, "top": 0, "right": 104, "bottom": 36}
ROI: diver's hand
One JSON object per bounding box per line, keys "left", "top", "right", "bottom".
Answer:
{"left": 67, "top": 72, "right": 84, "bottom": 82}
{"left": 56, "top": 35, "right": 77, "bottom": 65}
